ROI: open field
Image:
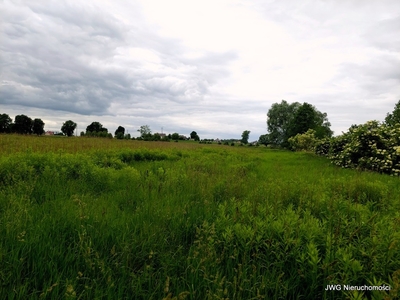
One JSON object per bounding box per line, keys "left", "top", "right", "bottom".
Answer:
{"left": 1, "top": 135, "right": 399, "bottom": 299}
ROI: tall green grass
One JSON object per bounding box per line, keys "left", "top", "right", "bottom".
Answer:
{"left": 0, "top": 137, "right": 399, "bottom": 299}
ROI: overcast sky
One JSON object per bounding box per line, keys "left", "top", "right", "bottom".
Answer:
{"left": 1, "top": 0, "right": 399, "bottom": 139}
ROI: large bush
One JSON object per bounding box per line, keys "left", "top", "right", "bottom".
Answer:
{"left": 316, "top": 121, "right": 400, "bottom": 175}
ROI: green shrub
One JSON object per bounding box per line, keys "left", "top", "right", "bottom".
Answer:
{"left": 288, "top": 129, "right": 318, "bottom": 151}
{"left": 326, "top": 121, "right": 400, "bottom": 175}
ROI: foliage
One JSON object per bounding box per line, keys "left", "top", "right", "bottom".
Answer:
{"left": 14, "top": 114, "right": 33, "bottom": 134}
{"left": 385, "top": 99, "right": 400, "bottom": 126}
{"left": 61, "top": 120, "right": 77, "bottom": 137}
{"left": 171, "top": 132, "right": 180, "bottom": 141}
{"left": 287, "top": 102, "right": 333, "bottom": 141}
{"left": 85, "top": 131, "right": 111, "bottom": 138}
{"left": 288, "top": 129, "right": 318, "bottom": 151}
{"left": 32, "top": 118, "right": 45, "bottom": 135}
{"left": 86, "top": 121, "right": 107, "bottom": 134}
{"left": 267, "top": 100, "right": 300, "bottom": 146}
{"left": 258, "top": 133, "right": 269, "bottom": 146}
{"left": 0, "top": 113, "right": 12, "bottom": 133}
{"left": 315, "top": 138, "right": 332, "bottom": 156}
{"left": 317, "top": 120, "right": 400, "bottom": 175}
{"left": 267, "top": 101, "right": 332, "bottom": 148}
{"left": 137, "top": 125, "right": 151, "bottom": 137}
{"left": 115, "top": 132, "right": 124, "bottom": 139}
{"left": 153, "top": 133, "right": 161, "bottom": 141}
{"left": 115, "top": 126, "right": 125, "bottom": 137}
{"left": 0, "top": 136, "right": 399, "bottom": 299}
{"left": 287, "top": 103, "right": 317, "bottom": 138}
{"left": 241, "top": 130, "right": 251, "bottom": 144}
{"left": 190, "top": 131, "right": 200, "bottom": 141}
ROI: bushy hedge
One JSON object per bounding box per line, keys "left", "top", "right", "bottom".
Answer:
{"left": 316, "top": 121, "right": 400, "bottom": 175}
{"left": 288, "top": 129, "right": 318, "bottom": 151}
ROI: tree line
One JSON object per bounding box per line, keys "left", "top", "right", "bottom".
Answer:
{"left": 0, "top": 114, "right": 46, "bottom": 135}
{"left": 0, "top": 113, "right": 204, "bottom": 142}
{"left": 1, "top": 99, "right": 349, "bottom": 146}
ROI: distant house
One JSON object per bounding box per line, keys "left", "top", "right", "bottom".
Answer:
{"left": 45, "top": 131, "right": 54, "bottom": 136}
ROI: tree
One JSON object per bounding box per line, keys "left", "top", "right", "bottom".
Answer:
{"left": 385, "top": 100, "right": 400, "bottom": 126}
{"left": 190, "top": 131, "right": 200, "bottom": 141}
{"left": 0, "top": 113, "right": 12, "bottom": 133}
{"left": 267, "top": 100, "right": 301, "bottom": 146}
{"left": 86, "top": 122, "right": 107, "bottom": 134}
{"left": 267, "top": 100, "right": 332, "bottom": 147}
{"left": 61, "top": 120, "right": 77, "bottom": 137}
{"left": 115, "top": 126, "right": 125, "bottom": 136}
{"left": 14, "top": 114, "right": 33, "bottom": 134}
{"left": 313, "top": 110, "right": 333, "bottom": 139}
{"left": 153, "top": 133, "right": 161, "bottom": 141}
{"left": 171, "top": 132, "right": 180, "bottom": 141}
{"left": 241, "top": 130, "right": 251, "bottom": 144}
{"left": 137, "top": 125, "right": 151, "bottom": 137}
{"left": 287, "top": 103, "right": 317, "bottom": 138}
{"left": 32, "top": 118, "right": 45, "bottom": 135}
{"left": 287, "top": 102, "right": 333, "bottom": 140}
{"left": 258, "top": 134, "right": 270, "bottom": 146}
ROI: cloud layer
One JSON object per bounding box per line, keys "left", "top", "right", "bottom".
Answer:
{"left": 1, "top": 0, "right": 399, "bottom": 139}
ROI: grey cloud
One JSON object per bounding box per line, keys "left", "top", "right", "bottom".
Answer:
{"left": 1, "top": 1, "right": 238, "bottom": 118}
{"left": 335, "top": 54, "right": 400, "bottom": 98}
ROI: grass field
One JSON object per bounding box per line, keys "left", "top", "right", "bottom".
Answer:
{"left": 1, "top": 134, "right": 399, "bottom": 299}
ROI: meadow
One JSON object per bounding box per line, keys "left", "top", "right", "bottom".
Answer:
{"left": 0, "top": 135, "right": 399, "bottom": 299}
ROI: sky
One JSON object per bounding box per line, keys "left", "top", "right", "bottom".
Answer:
{"left": 1, "top": 0, "right": 399, "bottom": 140}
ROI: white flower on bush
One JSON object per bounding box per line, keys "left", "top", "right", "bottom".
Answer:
{"left": 318, "top": 120, "right": 400, "bottom": 175}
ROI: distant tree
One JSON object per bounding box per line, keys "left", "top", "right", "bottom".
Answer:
{"left": 241, "top": 130, "right": 251, "bottom": 144}
{"left": 86, "top": 122, "right": 107, "bottom": 134}
{"left": 61, "top": 120, "right": 77, "bottom": 137}
{"left": 115, "top": 132, "right": 124, "bottom": 139}
{"left": 124, "top": 133, "right": 131, "bottom": 140}
{"left": 190, "top": 131, "right": 200, "bottom": 141}
{"left": 80, "top": 131, "right": 85, "bottom": 137}
{"left": 14, "top": 114, "right": 33, "bottom": 134}
{"left": 287, "top": 103, "right": 317, "bottom": 138}
{"left": 171, "top": 132, "right": 180, "bottom": 141}
{"left": 153, "top": 133, "right": 161, "bottom": 141}
{"left": 267, "top": 100, "right": 301, "bottom": 146}
{"left": 313, "top": 110, "right": 333, "bottom": 139}
{"left": 32, "top": 118, "right": 45, "bottom": 135}
{"left": 137, "top": 125, "right": 151, "bottom": 137}
{"left": 385, "top": 100, "right": 400, "bottom": 126}
{"left": 115, "top": 126, "right": 125, "bottom": 136}
{"left": 167, "top": 134, "right": 172, "bottom": 140}
{"left": 287, "top": 102, "right": 333, "bottom": 140}
{"left": 267, "top": 100, "right": 332, "bottom": 147}
{"left": 0, "top": 113, "right": 12, "bottom": 133}
{"left": 258, "top": 134, "right": 270, "bottom": 146}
